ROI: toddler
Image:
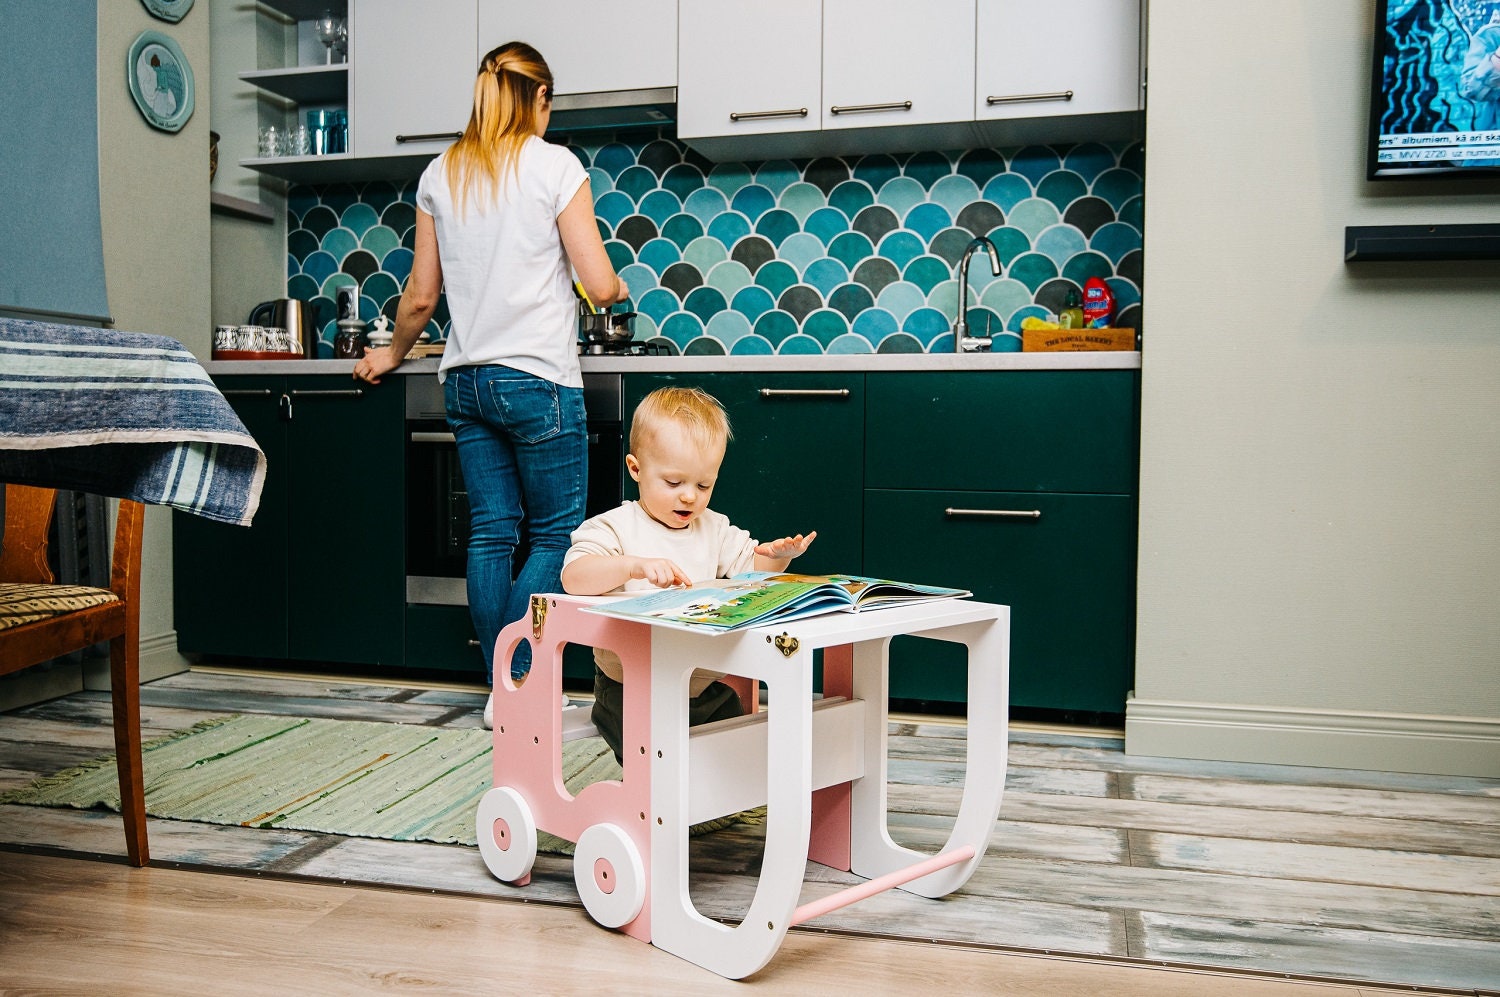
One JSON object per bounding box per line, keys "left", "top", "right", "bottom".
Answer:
{"left": 561, "top": 386, "right": 815, "bottom": 762}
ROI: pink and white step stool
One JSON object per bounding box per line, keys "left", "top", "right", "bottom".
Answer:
{"left": 475, "top": 593, "right": 1010, "bottom": 980}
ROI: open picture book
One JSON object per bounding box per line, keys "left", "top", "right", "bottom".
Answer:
{"left": 581, "top": 572, "right": 970, "bottom": 634}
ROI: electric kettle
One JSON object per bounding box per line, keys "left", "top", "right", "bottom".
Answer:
{"left": 248, "top": 298, "right": 318, "bottom": 359}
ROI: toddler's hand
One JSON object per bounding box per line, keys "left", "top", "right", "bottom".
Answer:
{"left": 755, "top": 530, "right": 817, "bottom": 560}
{"left": 630, "top": 557, "right": 692, "bottom": 588}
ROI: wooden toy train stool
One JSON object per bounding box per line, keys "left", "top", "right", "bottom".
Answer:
{"left": 475, "top": 593, "right": 1010, "bottom": 980}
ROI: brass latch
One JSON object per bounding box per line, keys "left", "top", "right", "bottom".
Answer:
{"left": 530, "top": 594, "right": 549, "bottom": 640}
{"left": 770, "top": 632, "right": 799, "bottom": 658}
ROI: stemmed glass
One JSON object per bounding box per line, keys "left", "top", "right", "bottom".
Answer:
{"left": 315, "top": 11, "right": 341, "bottom": 64}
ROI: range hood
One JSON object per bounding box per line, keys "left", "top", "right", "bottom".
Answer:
{"left": 545, "top": 87, "right": 676, "bottom": 135}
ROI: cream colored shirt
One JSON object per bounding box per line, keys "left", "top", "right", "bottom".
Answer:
{"left": 565, "top": 501, "right": 757, "bottom": 693}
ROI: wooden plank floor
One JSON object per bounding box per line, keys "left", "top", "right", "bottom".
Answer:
{"left": 1, "top": 668, "right": 1497, "bottom": 994}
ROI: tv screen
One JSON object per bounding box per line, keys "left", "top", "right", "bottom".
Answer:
{"left": 1368, "top": 0, "right": 1500, "bottom": 179}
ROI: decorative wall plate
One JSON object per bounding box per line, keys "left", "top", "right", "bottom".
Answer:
{"left": 141, "top": 0, "right": 194, "bottom": 22}
{"left": 127, "top": 30, "right": 195, "bottom": 133}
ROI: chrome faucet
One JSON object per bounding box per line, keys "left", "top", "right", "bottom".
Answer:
{"left": 953, "top": 236, "right": 1001, "bottom": 353}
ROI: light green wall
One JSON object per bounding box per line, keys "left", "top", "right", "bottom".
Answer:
{"left": 92, "top": 2, "right": 213, "bottom": 684}
{"left": 1129, "top": 0, "right": 1500, "bottom": 775}
{"left": 209, "top": 0, "right": 288, "bottom": 329}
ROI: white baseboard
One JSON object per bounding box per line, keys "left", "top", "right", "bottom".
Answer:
{"left": 1124, "top": 696, "right": 1500, "bottom": 778}
{"left": 82, "top": 631, "right": 192, "bottom": 690}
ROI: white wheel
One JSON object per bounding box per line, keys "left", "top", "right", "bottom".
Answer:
{"left": 475, "top": 787, "right": 536, "bottom": 883}
{"left": 573, "top": 823, "right": 645, "bottom": 929}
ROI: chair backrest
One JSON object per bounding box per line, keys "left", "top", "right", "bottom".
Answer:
{"left": 0, "top": 484, "right": 58, "bottom": 584}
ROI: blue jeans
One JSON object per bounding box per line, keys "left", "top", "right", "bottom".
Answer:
{"left": 443, "top": 366, "right": 587, "bottom": 683}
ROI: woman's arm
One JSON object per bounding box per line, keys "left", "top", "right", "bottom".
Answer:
{"left": 558, "top": 180, "right": 629, "bottom": 307}
{"left": 356, "top": 209, "right": 441, "bottom": 383}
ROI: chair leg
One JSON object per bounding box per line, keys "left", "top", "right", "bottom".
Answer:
{"left": 109, "top": 631, "right": 149, "bottom": 866}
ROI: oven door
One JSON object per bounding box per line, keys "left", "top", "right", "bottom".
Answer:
{"left": 404, "top": 376, "right": 622, "bottom": 606}
{"left": 406, "top": 421, "right": 470, "bottom": 605}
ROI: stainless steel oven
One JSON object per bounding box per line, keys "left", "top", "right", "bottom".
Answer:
{"left": 404, "top": 373, "right": 622, "bottom": 605}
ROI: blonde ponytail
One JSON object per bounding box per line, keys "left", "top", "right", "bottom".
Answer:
{"left": 444, "top": 41, "right": 554, "bottom": 219}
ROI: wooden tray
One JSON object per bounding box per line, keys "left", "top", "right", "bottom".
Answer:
{"left": 1021, "top": 327, "right": 1136, "bottom": 352}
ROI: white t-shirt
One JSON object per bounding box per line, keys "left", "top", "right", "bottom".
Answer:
{"left": 565, "top": 501, "right": 759, "bottom": 691}
{"left": 417, "top": 135, "right": 588, "bottom": 387}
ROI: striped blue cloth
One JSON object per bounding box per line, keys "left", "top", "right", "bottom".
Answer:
{"left": 0, "top": 319, "right": 265, "bottom": 526}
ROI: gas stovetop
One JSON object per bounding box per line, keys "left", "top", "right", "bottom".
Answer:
{"left": 578, "top": 340, "right": 672, "bottom": 357}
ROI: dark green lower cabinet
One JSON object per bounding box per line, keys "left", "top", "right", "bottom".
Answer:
{"left": 864, "top": 489, "right": 1137, "bottom": 716}
{"left": 404, "top": 605, "right": 483, "bottom": 674}
{"left": 175, "top": 375, "right": 405, "bottom": 667}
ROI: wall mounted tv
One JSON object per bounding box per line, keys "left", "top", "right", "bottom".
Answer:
{"left": 1368, "top": 0, "right": 1500, "bottom": 179}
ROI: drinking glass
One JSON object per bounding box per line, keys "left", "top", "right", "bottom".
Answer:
{"left": 315, "top": 12, "right": 341, "bottom": 64}
{"left": 257, "top": 124, "right": 282, "bottom": 159}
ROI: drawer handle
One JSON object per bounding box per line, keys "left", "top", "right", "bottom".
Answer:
{"left": 830, "top": 100, "right": 912, "bottom": 115}
{"left": 396, "top": 131, "right": 463, "bottom": 144}
{"left": 221, "top": 389, "right": 274, "bottom": 397}
{"left": 729, "top": 107, "right": 809, "bottom": 122}
{"left": 411, "top": 431, "right": 456, "bottom": 444}
{"left": 986, "top": 90, "right": 1074, "bottom": 106}
{"left": 945, "top": 507, "right": 1042, "bottom": 520}
{"left": 288, "top": 389, "right": 364, "bottom": 398}
{"left": 757, "top": 388, "right": 851, "bottom": 398}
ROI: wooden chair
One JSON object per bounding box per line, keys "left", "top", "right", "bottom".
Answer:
{"left": 0, "top": 484, "right": 148, "bottom": 865}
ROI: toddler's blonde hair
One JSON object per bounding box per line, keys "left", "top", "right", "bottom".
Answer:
{"left": 630, "top": 387, "right": 732, "bottom": 456}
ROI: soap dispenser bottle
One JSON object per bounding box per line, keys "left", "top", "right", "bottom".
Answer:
{"left": 1058, "top": 289, "right": 1085, "bottom": 329}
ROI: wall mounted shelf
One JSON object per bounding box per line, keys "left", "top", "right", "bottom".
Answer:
{"left": 210, "top": 192, "right": 275, "bottom": 223}
{"left": 240, "top": 64, "right": 347, "bottom": 105}
{"left": 1344, "top": 224, "right": 1500, "bottom": 262}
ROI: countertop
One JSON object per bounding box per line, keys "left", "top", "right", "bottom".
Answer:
{"left": 204, "top": 351, "right": 1142, "bottom": 376}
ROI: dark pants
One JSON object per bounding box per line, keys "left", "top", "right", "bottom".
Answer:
{"left": 592, "top": 667, "right": 743, "bottom": 764}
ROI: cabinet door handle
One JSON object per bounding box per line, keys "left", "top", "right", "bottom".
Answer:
{"left": 396, "top": 131, "right": 462, "bottom": 144}
{"left": 830, "top": 100, "right": 912, "bottom": 115}
{"left": 729, "top": 107, "right": 809, "bottom": 122}
{"left": 986, "top": 90, "right": 1074, "bottom": 106}
{"left": 411, "top": 431, "right": 456, "bottom": 444}
{"left": 288, "top": 389, "right": 364, "bottom": 398}
{"left": 757, "top": 388, "right": 851, "bottom": 398}
{"left": 945, "top": 507, "right": 1042, "bottom": 520}
{"left": 221, "top": 389, "right": 275, "bottom": 397}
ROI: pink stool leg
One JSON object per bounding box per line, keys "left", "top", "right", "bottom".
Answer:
{"left": 808, "top": 643, "right": 853, "bottom": 871}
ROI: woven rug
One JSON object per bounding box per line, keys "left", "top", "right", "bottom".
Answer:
{"left": 0, "top": 715, "right": 750, "bottom": 854}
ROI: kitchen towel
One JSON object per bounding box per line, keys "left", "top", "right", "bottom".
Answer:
{"left": 1, "top": 714, "right": 754, "bottom": 853}
{"left": 0, "top": 318, "right": 264, "bottom": 525}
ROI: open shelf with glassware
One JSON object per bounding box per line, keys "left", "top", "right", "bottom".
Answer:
{"left": 239, "top": 1, "right": 350, "bottom": 180}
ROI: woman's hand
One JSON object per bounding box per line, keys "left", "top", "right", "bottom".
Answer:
{"left": 629, "top": 556, "right": 692, "bottom": 588}
{"left": 354, "top": 346, "right": 401, "bottom": 384}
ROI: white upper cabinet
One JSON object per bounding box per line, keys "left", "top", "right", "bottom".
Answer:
{"left": 477, "top": 0, "right": 677, "bottom": 96}
{"left": 823, "top": 0, "right": 976, "bottom": 131}
{"left": 677, "top": 0, "right": 822, "bottom": 140}
{"left": 975, "top": 0, "right": 1142, "bottom": 121}
{"left": 351, "top": 0, "right": 477, "bottom": 158}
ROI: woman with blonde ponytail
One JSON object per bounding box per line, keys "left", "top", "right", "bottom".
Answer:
{"left": 355, "top": 42, "right": 629, "bottom": 726}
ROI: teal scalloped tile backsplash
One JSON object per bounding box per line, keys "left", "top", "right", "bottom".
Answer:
{"left": 286, "top": 131, "right": 1143, "bottom": 356}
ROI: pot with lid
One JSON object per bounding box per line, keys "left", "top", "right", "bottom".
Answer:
{"left": 577, "top": 305, "right": 637, "bottom": 355}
